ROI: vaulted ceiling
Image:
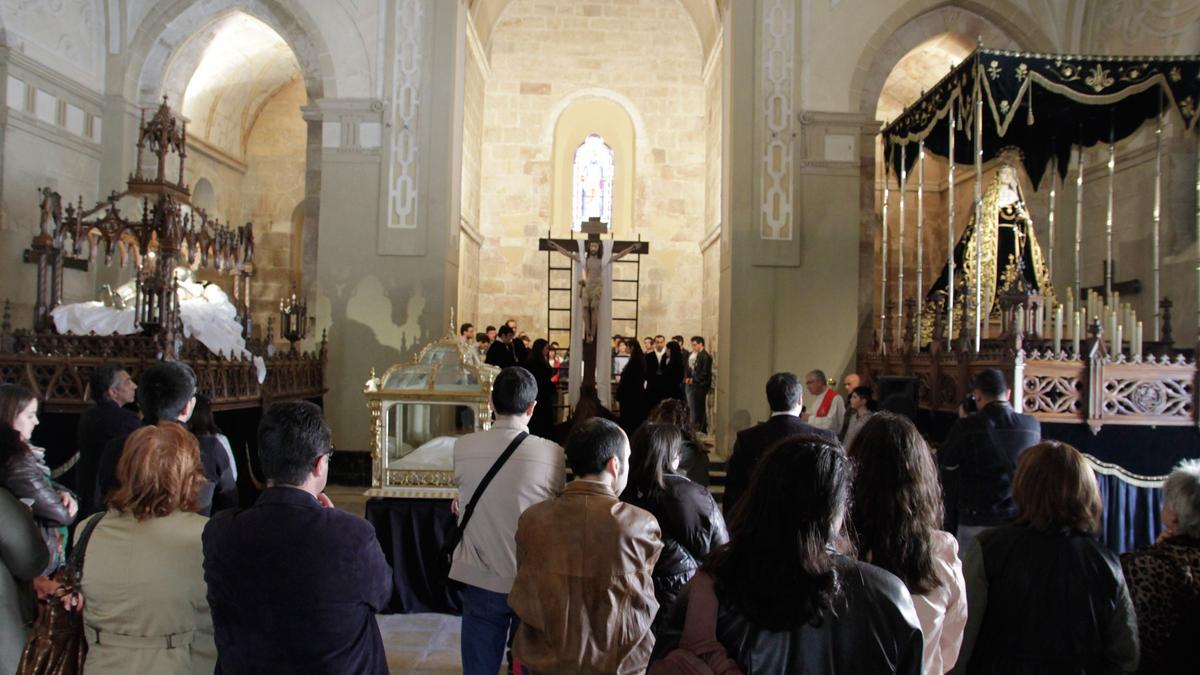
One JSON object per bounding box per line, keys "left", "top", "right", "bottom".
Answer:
{"left": 181, "top": 11, "right": 302, "bottom": 159}
{"left": 469, "top": 0, "right": 724, "bottom": 64}
{"left": 875, "top": 32, "right": 975, "bottom": 123}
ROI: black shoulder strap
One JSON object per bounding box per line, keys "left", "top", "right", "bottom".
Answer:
{"left": 65, "top": 511, "right": 107, "bottom": 583}
{"left": 456, "top": 431, "right": 528, "bottom": 539}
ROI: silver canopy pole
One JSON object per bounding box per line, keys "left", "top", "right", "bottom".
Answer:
{"left": 973, "top": 74, "right": 984, "bottom": 351}
{"left": 881, "top": 146, "right": 890, "bottom": 353}
{"left": 1048, "top": 155, "right": 1057, "bottom": 283}
{"left": 916, "top": 139, "right": 925, "bottom": 349}
{"left": 897, "top": 143, "right": 907, "bottom": 350}
{"left": 1074, "top": 141, "right": 1084, "bottom": 306}
{"left": 1105, "top": 127, "right": 1116, "bottom": 300}
{"left": 947, "top": 107, "right": 956, "bottom": 350}
{"left": 1152, "top": 90, "right": 1164, "bottom": 340}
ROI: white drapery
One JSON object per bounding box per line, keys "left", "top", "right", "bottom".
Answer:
{"left": 567, "top": 240, "right": 614, "bottom": 409}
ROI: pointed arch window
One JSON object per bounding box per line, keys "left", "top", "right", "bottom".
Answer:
{"left": 571, "top": 134, "right": 615, "bottom": 230}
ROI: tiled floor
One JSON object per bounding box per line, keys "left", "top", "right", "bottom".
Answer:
{"left": 324, "top": 486, "right": 466, "bottom": 674}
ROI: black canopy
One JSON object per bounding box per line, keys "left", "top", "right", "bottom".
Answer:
{"left": 882, "top": 48, "right": 1200, "bottom": 188}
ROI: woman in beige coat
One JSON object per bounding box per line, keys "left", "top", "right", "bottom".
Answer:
{"left": 75, "top": 423, "right": 216, "bottom": 675}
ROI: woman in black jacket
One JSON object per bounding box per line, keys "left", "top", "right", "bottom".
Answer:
{"left": 616, "top": 338, "right": 648, "bottom": 435}
{"left": 955, "top": 441, "right": 1139, "bottom": 675}
{"left": 523, "top": 338, "right": 557, "bottom": 439}
{"left": 662, "top": 340, "right": 686, "bottom": 402}
{"left": 620, "top": 423, "right": 727, "bottom": 632}
{"left": 652, "top": 434, "right": 924, "bottom": 674}
{"left": 0, "top": 384, "right": 76, "bottom": 603}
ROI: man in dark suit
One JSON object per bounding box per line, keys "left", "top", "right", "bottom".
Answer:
{"left": 724, "top": 372, "right": 837, "bottom": 517}
{"left": 203, "top": 401, "right": 392, "bottom": 674}
{"left": 94, "top": 361, "right": 237, "bottom": 516}
{"left": 75, "top": 363, "right": 141, "bottom": 513}
{"left": 486, "top": 325, "right": 518, "bottom": 368}
{"left": 938, "top": 368, "right": 1041, "bottom": 551}
{"left": 684, "top": 336, "right": 713, "bottom": 433}
{"left": 645, "top": 335, "right": 668, "bottom": 409}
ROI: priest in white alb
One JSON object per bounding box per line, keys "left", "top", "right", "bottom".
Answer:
{"left": 801, "top": 369, "right": 844, "bottom": 436}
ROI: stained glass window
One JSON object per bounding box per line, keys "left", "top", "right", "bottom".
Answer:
{"left": 571, "top": 134, "right": 614, "bottom": 230}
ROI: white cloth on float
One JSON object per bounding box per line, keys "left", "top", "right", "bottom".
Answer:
{"left": 50, "top": 282, "right": 267, "bottom": 384}
{"left": 567, "top": 240, "right": 613, "bottom": 409}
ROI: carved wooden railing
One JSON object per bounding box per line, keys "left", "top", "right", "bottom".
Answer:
{"left": 0, "top": 307, "right": 326, "bottom": 413}
{"left": 861, "top": 336, "right": 1197, "bottom": 431}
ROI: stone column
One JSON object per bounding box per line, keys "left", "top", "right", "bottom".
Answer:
{"left": 716, "top": 0, "right": 868, "bottom": 455}
{"left": 314, "top": 0, "right": 467, "bottom": 451}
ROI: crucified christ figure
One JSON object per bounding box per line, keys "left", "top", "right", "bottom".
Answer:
{"left": 546, "top": 238, "right": 638, "bottom": 344}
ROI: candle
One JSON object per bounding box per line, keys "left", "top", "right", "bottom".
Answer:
{"left": 1015, "top": 308, "right": 1025, "bottom": 336}
{"left": 1053, "top": 305, "right": 1063, "bottom": 353}
{"left": 1134, "top": 321, "right": 1143, "bottom": 360}
{"left": 1109, "top": 312, "right": 1119, "bottom": 356}
{"left": 1035, "top": 302, "right": 1045, "bottom": 336}
{"left": 1072, "top": 310, "right": 1082, "bottom": 356}
{"left": 1115, "top": 324, "right": 1124, "bottom": 358}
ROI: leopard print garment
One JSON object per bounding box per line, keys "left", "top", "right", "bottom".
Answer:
{"left": 1120, "top": 536, "right": 1200, "bottom": 668}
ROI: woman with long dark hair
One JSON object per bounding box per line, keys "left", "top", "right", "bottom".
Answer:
{"left": 662, "top": 340, "right": 686, "bottom": 402}
{"left": 646, "top": 399, "right": 709, "bottom": 486}
{"left": 620, "top": 423, "right": 726, "bottom": 631}
{"left": 653, "top": 434, "right": 923, "bottom": 673}
{"left": 524, "top": 338, "right": 557, "bottom": 439}
{"left": 956, "top": 441, "right": 1139, "bottom": 674}
{"left": 0, "top": 384, "right": 76, "bottom": 591}
{"left": 849, "top": 413, "right": 967, "bottom": 674}
{"left": 616, "top": 337, "right": 648, "bottom": 435}
{"left": 189, "top": 395, "right": 236, "bottom": 481}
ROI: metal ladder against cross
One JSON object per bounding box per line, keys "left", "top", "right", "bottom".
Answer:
{"left": 545, "top": 235, "right": 575, "bottom": 422}
{"left": 610, "top": 234, "right": 642, "bottom": 343}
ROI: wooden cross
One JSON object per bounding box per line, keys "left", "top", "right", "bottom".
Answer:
{"left": 537, "top": 217, "right": 649, "bottom": 399}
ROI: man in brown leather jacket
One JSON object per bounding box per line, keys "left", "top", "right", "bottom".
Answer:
{"left": 509, "top": 418, "right": 663, "bottom": 674}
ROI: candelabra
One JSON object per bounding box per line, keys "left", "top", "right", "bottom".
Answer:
{"left": 279, "top": 286, "right": 308, "bottom": 349}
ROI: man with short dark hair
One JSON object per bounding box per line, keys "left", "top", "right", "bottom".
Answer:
{"left": 724, "top": 372, "right": 837, "bottom": 517}
{"left": 485, "top": 325, "right": 497, "bottom": 341}
{"left": 203, "top": 401, "right": 392, "bottom": 674}
{"left": 75, "top": 363, "right": 140, "bottom": 513}
{"left": 646, "top": 334, "right": 670, "bottom": 408}
{"left": 939, "top": 368, "right": 1041, "bottom": 551}
{"left": 451, "top": 367, "right": 564, "bottom": 674}
{"left": 485, "top": 325, "right": 518, "bottom": 369}
{"left": 94, "top": 361, "right": 236, "bottom": 515}
{"left": 685, "top": 336, "right": 713, "bottom": 433}
{"left": 506, "top": 319, "right": 528, "bottom": 364}
{"left": 460, "top": 323, "right": 475, "bottom": 343}
{"left": 509, "top": 418, "right": 662, "bottom": 674}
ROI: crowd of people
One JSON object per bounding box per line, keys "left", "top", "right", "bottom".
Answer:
{"left": 0, "top": 357, "right": 1195, "bottom": 674}
{"left": 462, "top": 319, "right": 715, "bottom": 440}
{"left": 447, "top": 365, "right": 1197, "bottom": 675}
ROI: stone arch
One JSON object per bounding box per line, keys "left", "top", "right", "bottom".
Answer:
{"left": 123, "top": 0, "right": 337, "bottom": 105}
{"left": 849, "top": 1, "right": 1056, "bottom": 117}
{"left": 193, "top": 177, "right": 215, "bottom": 212}
{"left": 550, "top": 97, "right": 637, "bottom": 235}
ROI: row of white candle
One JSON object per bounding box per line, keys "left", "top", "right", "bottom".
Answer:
{"left": 1041, "top": 290, "right": 1144, "bottom": 358}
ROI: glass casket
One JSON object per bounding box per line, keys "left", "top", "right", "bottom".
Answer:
{"left": 363, "top": 329, "right": 499, "bottom": 498}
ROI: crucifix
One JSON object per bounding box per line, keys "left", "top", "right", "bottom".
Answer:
{"left": 538, "top": 217, "right": 649, "bottom": 401}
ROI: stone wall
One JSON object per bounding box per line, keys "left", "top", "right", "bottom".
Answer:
{"left": 238, "top": 77, "right": 308, "bottom": 337}
{"left": 473, "top": 0, "right": 709, "bottom": 342}
{"left": 701, "top": 40, "right": 722, "bottom": 354}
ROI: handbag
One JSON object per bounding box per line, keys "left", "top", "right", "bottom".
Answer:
{"left": 649, "top": 572, "right": 743, "bottom": 675}
{"left": 17, "top": 512, "right": 106, "bottom": 675}
{"left": 437, "top": 432, "right": 529, "bottom": 584}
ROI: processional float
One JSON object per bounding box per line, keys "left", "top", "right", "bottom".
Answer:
{"left": 1, "top": 98, "right": 326, "bottom": 414}
{"left": 863, "top": 47, "right": 1200, "bottom": 437}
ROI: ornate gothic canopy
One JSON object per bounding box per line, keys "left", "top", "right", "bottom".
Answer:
{"left": 882, "top": 48, "right": 1200, "bottom": 187}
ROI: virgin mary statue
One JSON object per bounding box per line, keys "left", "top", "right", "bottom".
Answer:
{"left": 919, "top": 159, "right": 1055, "bottom": 345}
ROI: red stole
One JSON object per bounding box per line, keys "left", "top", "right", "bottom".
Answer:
{"left": 815, "top": 388, "right": 838, "bottom": 417}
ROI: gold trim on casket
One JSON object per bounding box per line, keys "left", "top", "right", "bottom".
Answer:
{"left": 364, "top": 328, "right": 499, "bottom": 498}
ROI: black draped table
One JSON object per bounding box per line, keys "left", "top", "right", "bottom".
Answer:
{"left": 365, "top": 497, "right": 463, "bottom": 615}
